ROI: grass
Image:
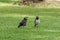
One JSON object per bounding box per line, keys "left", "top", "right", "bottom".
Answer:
{"left": 0, "top": 6, "right": 60, "bottom": 40}
{"left": 0, "top": 0, "right": 19, "bottom": 3}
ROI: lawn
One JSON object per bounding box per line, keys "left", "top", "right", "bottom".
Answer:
{"left": 0, "top": 6, "right": 60, "bottom": 40}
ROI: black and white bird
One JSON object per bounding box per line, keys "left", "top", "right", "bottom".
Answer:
{"left": 34, "top": 16, "right": 40, "bottom": 27}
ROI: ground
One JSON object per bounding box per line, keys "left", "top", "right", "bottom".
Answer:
{"left": 0, "top": 0, "right": 60, "bottom": 40}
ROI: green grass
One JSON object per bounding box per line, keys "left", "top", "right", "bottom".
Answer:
{"left": 0, "top": 0, "right": 19, "bottom": 3}
{"left": 0, "top": 6, "right": 60, "bottom": 40}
